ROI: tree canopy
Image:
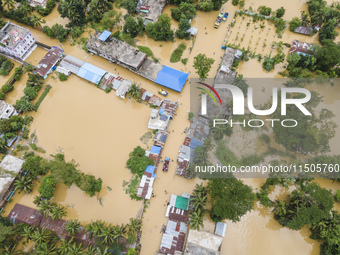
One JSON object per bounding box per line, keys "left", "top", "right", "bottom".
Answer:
{"left": 193, "top": 53, "right": 215, "bottom": 81}
{"left": 145, "top": 14, "right": 174, "bottom": 41}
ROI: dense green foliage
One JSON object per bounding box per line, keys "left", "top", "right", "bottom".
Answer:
{"left": 123, "top": 16, "right": 143, "bottom": 38}
{"left": 196, "top": 0, "right": 213, "bottom": 12}
{"left": 167, "top": 0, "right": 194, "bottom": 5}
{"left": 121, "top": 0, "right": 137, "bottom": 15}
{"left": 189, "top": 183, "right": 208, "bottom": 230}
{"left": 274, "top": 182, "right": 334, "bottom": 230}
{"left": 289, "top": 17, "right": 302, "bottom": 31}
{"left": 42, "top": 24, "right": 69, "bottom": 43}
{"left": 193, "top": 53, "right": 215, "bottom": 80}
{"left": 22, "top": 156, "right": 48, "bottom": 177}
{"left": 262, "top": 52, "right": 285, "bottom": 71}
{"left": 258, "top": 6, "right": 272, "bottom": 16}
{"left": 319, "top": 18, "right": 338, "bottom": 43}
{"left": 0, "top": 56, "right": 13, "bottom": 76}
{"left": 208, "top": 178, "right": 256, "bottom": 222}
{"left": 38, "top": 175, "right": 57, "bottom": 199}
{"left": 36, "top": 0, "right": 56, "bottom": 16}
{"left": 176, "top": 15, "right": 191, "bottom": 39}
{"left": 126, "top": 146, "right": 154, "bottom": 177}
{"left": 171, "top": 2, "right": 196, "bottom": 21}
{"left": 146, "top": 14, "right": 174, "bottom": 41}
{"left": 170, "top": 43, "right": 187, "bottom": 62}
{"left": 276, "top": 7, "right": 286, "bottom": 18}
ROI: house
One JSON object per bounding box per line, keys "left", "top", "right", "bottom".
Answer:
{"left": 0, "top": 100, "right": 17, "bottom": 119}
{"left": 36, "top": 47, "right": 64, "bottom": 79}
{"left": 0, "top": 22, "right": 36, "bottom": 61}
{"left": 136, "top": 165, "right": 155, "bottom": 200}
{"left": 0, "top": 155, "right": 24, "bottom": 206}
{"left": 8, "top": 203, "right": 43, "bottom": 226}
{"left": 40, "top": 215, "right": 67, "bottom": 237}
{"left": 294, "top": 26, "right": 312, "bottom": 36}
{"left": 56, "top": 66, "right": 71, "bottom": 77}
{"left": 147, "top": 108, "right": 171, "bottom": 130}
{"left": 64, "top": 226, "right": 94, "bottom": 247}
{"left": 27, "top": 0, "right": 47, "bottom": 8}
{"left": 159, "top": 220, "right": 187, "bottom": 254}
{"left": 184, "top": 229, "right": 223, "bottom": 255}
{"left": 289, "top": 40, "right": 313, "bottom": 56}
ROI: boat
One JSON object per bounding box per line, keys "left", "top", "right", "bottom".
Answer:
{"left": 158, "top": 89, "right": 168, "bottom": 96}
{"left": 163, "top": 157, "right": 170, "bottom": 172}
{"left": 214, "top": 12, "right": 223, "bottom": 28}
{"left": 223, "top": 12, "right": 229, "bottom": 21}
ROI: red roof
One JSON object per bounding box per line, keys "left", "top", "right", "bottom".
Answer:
{"left": 40, "top": 216, "right": 67, "bottom": 237}
{"left": 36, "top": 47, "right": 64, "bottom": 78}
{"left": 7, "top": 204, "right": 43, "bottom": 226}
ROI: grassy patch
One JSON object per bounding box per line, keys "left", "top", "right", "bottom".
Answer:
{"left": 170, "top": 43, "right": 186, "bottom": 63}
{"left": 137, "top": 46, "right": 158, "bottom": 62}
{"left": 34, "top": 85, "right": 51, "bottom": 111}
{"left": 215, "top": 140, "right": 241, "bottom": 167}
{"left": 123, "top": 175, "right": 142, "bottom": 201}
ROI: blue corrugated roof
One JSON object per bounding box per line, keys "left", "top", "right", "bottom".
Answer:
{"left": 98, "top": 30, "right": 111, "bottom": 41}
{"left": 77, "top": 63, "right": 106, "bottom": 84}
{"left": 160, "top": 134, "right": 167, "bottom": 142}
{"left": 145, "top": 165, "right": 156, "bottom": 178}
{"left": 150, "top": 146, "right": 161, "bottom": 155}
{"left": 160, "top": 115, "right": 168, "bottom": 121}
{"left": 189, "top": 138, "right": 203, "bottom": 149}
{"left": 155, "top": 66, "right": 189, "bottom": 92}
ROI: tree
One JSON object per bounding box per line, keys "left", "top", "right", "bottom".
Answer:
{"left": 300, "top": 10, "right": 310, "bottom": 27}
{"left": 121, "top": 0, "right": 137, "bottom": 15}
{"left": 38, "top": 175, "right": 57, "bottom": 199}
{"left": 89, "top": 0, "right": 112, "bottom": 22}
{"left": 146, "top": 14, "right": 174, "bottom": 41}
{"left": 14, "top": 96, "right": 35, "bottom": 113}
{"left": 14, "top": 176, "right": 35, "bottom": 194}
{"left": 171, "top": 2, "right": 196, "bottom": 21}
{"left": 65, "top": 220, "right": 81, "bottom": 235}
{"left": 0, "top": 223, "right": 14, "bottom": 249}
{"left": 99, "top": 224, "right": 116, "bottom": 244}
{"left": 276, "top": 7, "right": 285, "bottom": 18}
{"left": 3, "top": 0, "right": 15, "bottom": 10}
{"left": 124, "top": 16, "right": 139, "bottom": 38}
{"left": 189, "top": 210, "right": 204, "bottom": 230}
{"left": 50, "top": 204, "right": 67, "bottom": 220}
{"left": 58, "top": 0, "right": 86, "bottom": 27}
{"left": 319, "top": 19, "right": 338, "bottom": 43}
{"left": 31, "top": 227, "right": 54, "bottom": 245}
{"left": 49, "top": 159, "right": 80, "bottom": 187}
{"left": 212, "top": 0, "right": 223, "bottom": 10}
{"left": 36, "top": 242, "right": 58, "bottom": 255}
{"left": 208, "top": 178, "right": 256, "bottom": 222}
{"left": 101, "top": 10, "right": 122, "bottom": 31}
{"left": 24, "top": 87, "right": 38, "bottom": 101}
{"left": 22, "top": 156, "right": 48, "bottom": 177}
{"left": 315, "top": 39, "right": 340, "bottom": 71}
{"left": 17, "top": 2, "right": 32, "bottom": 17}
{"left": 126, "top": 146, "right": 154, "bottom": 177}
{"left": 258, "top": 6, "right": 271, "bottom": 16}
{"left": 127, "top": 248, "right": 138, "bottom": 255}
{"left": 176, "top": 16, "right": 191, "bottom": 39}
{"left": 30, "top": 14, "right": 46, "bottom": 28}
{"left": 193, "top": 53, "right": 214, "bottom": 81}
{"left": 127, "top": 218, "right": 141, "bottom": 235}
{"left": 77, "top": 173, "right": 102, "bottom": 197}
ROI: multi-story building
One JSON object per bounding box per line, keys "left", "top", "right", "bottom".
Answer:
{"left": 0, "top": 22, "right": 36, "bottom": 61}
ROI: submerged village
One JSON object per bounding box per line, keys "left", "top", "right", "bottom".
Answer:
{"left": 0, "top": 0, "right": 339, "bottom": 254}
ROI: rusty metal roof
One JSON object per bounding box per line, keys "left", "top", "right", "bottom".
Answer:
{"left": 7, "top": 204, "right": 43, "bottom": 226}
{"left": 40, "top": 216, "right": 67, "bottom": 237}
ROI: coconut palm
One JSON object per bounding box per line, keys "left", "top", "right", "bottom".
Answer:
{"left": 50, "top": 204, "right": 67, "bottom": 220}
{"left": 14, "top": 176, "right": 35, "bottom": 194}
{"left": 33, "top": 195, "right": 44, "bottom": 206}
{"left": 193, "top": 146, "right": 210, "bottom": 166}
{"left": 68, "top": 241, "right": 84, "bottom": 255}
{"left": 272, "top": 199, "right": 287, "bottom": 218}
{"left": 99, "top": 224, "right": 116, "bottom": 244}
{"left": 17, "top": 2, "right": 32, "bottom": 17}
{"left": 3, "top": 0, "right": 15, "bottom": 10}
{"left": 86, "top": 220, "right": 105, "bottom": 238}
{"left": 114, "top": 224, "right": 126, "bottom": 243}
{"left": 193, "top": 183, "right": 208, "bottom": 197}
{"left": 96, "top": 247, "right": 110, "bottom": 255}
{"left": 21, "top": 224, "right": 35, "bottom": 240}
{"left": 66, "top": 219, "right": 81, "bottom": 235}
{"left": 30, "top": 14, "right": 46, "bottom": 28}
{"left": 0, "top": 138, "right": 7, "bottom": 153}
{"left": 2, "top": 245, "right": 21, "bottom": 255}
{"left": 35, "top": 242, "right": 57, "bottom": 255}
{"left": 191, "top": 192, "right": 207, "bottom": 211}
{"left": 189, "top": 210, "right": 204, "bottom": 230}
{"left": 127, "top": 218, "right": 142, "bottom": 235}
{"left": 37, "top": 200, "right": 55, "bottom": 217}
{"left": 128, "top": 84, "right": 142, "bottom": 100}
{"left": 83, "top": 246, "right": 97, "bottom": 255}
{"left": 58, "top": 238, "right": 73, "bottom": 255}
{"left": 202, "top": 138, "right": 214, "bottom": 152}
{"left": 31, "top": 227, "right": 53, "bottom": 245}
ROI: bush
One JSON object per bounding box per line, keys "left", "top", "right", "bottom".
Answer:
{"left": 232, "top": 0, "right": 239, "bottom": 6}
{"left": 0, "top": 92, "right": 5, "bottom": 100}
{"left": 126, "top": 146, "right": 154, "bottom": 177}
{"left": 276, "top": 7, "right": 285, "bottom": 18}
{"left": 24, "top": 87, "right": 38, "bottom": 100}
{"left": 1, "top": 84, "right": 14, "bottom": 93}
{"left": 289, "top": 17, "right": 302, "bottom": 31}
{"left": 59, "top": 73, "right": 68, "bottom": 81}
{"left": 181, "top": 58, "right": 188, "bottom": 65}
{"left": 170, "top": 43, "right": 186, "bottom": 63}
{"left": 36, "top": 0, "right": 56, "bottom": 16}
{"left": 38, "top": 175, "right": 56, "bottom": 199}
{"left": 258, "top": 6, "right": 272, "bottom": 16}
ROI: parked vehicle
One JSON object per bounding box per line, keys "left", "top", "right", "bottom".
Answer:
{"left": 163, "top": 157, "right": 170, "bottom": 172}
{"left": 214, "top": 12, "right": 223, "bottom": 28}
{"left": 223, "top": 12, "right": 229, "bottom": 22}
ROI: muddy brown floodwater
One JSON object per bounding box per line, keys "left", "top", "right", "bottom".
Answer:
{"left": 2, "top": 0, "right": 340, "bottom": 254}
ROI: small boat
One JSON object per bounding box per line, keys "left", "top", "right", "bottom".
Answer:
{"left": 163, "top": 157, "right": 170, "bottom": 172}
{"left": 214, "top": 12, "right": 223, "bottom": 28}
{"left": 223, "top": 12, "right": 229, "bottom": 21}
{"left": 158, "top": 89, "right": 168, "bottom": 96}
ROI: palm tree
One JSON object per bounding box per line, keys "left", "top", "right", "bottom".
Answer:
{"left": 114, "top": 224, "right": 126, "bottom": 243}
{"left": 193, "top": 146, "right": 210, "bottom": 166}
{"left": 14, "top": 176, "right": 35, "bottom": 194}
{"left": 300, "top": 11, "right": 311, "bottom": 27}
{"left": 83, "top": 246, "right": 96, "bottom": 255}
{"left": 37, "top": 200, "right": 55, "bottom": 217}
{"left": 66, "top": 219, "right": 81, "bottom": 235}
{"left": 193, "top": 183, "right": 208, "bottom": 197}
{"left": 0, "top": 138, "right": 7, "bottom": 153}
{"left": 86, "top": 220, "right": 105, "bottom": 238}
{"left": 35, "top": 242, "right": 57, "bottom": 255}
{"left": 3, "top": 0, "right": 15, "bottom": 10}
{"left": 21, "top": 224, "right": 35, "bottom": 241}
{"left": 189, "top": 210, "right": 204, "bottom": 230}
{"left": 68, "top": 242, "right": 84, "bottom": 255}
{"left": 31, "top": 227, "right": 53, "bottom": 245}
{"left": 190, "top": 192, "right": 207, "bottom": 212}
{"left": 58, "top": 238, "right": 73, "bottom": 255}
{"left": 202, "top": 138, "right": 214, "bottom": 152}
{"left": 95, "top": 247, "right": 110, "bottom": 255}
{"left": 17, "top": 2, "right": 32, "bottom": 17}
{"left": 272, "top": 200, "right": 287, "bottom": 218}
{"left": 99, "top": 224, "right": 116, "bottom": 245}
{"left": 128, "top": 84, "right": 142, "bottom": 100}
{"left": 127, "top": 218, "right": 142, "bottom": 235}
{"left": 30, "top": 14, "right": 46, "bottom": 28}
{"left": 50, "top": 204, "right": 67, "bottom": 220}
{"left": 2, "top": 245, "right": 21, "bottom": 255}
{"left": 33, "top": 195, "right": 44, "bottom": 206}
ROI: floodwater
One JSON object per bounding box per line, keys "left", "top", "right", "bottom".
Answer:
{"left": 1, "top": 0, "right": 340, "bottom": 255}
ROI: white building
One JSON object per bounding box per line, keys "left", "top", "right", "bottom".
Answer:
{"left": 0, "top": 22, "right": 36, "bottom": 61}
{"left": 28, "top": 0, "right": 47, "bottom": 8}
{"left": 0, "top": 100, "right": 17, "bottom": 120}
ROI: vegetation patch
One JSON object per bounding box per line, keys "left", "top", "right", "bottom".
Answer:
{"left": 170, "top": 43, "right": 187, "bottom": 63}
{"left": 137, "top": 46, "right": 158, "bottom": 62}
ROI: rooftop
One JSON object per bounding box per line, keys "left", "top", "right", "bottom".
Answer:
{"left": 140, "top": 0, "right": 167, "bottom": 22}
{"left": 289, "top": 40, "right": 313, "bottom": 56}
{"left": 0, "top": 100, "right": 17, "bottom": 120}
{"left": 87, "top": 32, "right": 147, "bottom": 70}
{"left": 294, "top": 26, "right": 312, "bottom": 36}
{"left": 214, "top": 47, "right": 237, "bottom": 84}
{"left": 0, "top": 155, "right": 24, "bottom": 174}
{"left": 36, "top": 47, "right": 64, "bottom": 78}
{"left": 40, "top": 216, "right": 67, "bottom": 237}
{"left": 0, "top": 22, "right": 28, "bottom": 48}
{"left": 159, "top": 220, "right": 187, "bottom": 254}
{"left": 8, "top": 204, "right": 43, "bottom": 226}
{"left": 186, "top": 229, "right": 223, "bottom": 253}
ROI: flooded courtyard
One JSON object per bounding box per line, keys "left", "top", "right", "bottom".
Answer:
{"left": 0, "top": 0, "right": 340, "bottom": 254}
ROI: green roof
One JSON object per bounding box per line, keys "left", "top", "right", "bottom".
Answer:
{"left": 175, "top": 196, "right": 189, "bottom": 210}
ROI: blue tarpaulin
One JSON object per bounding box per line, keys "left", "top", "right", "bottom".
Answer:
{"left": 98, "top": 30, "right": 111, "bottom": 42}
{"left": 150, "top": 146, "right": 161, "bottom": 155}
{"left": 77, "top": 63, "right": 106, "bottom": 84}
{"left": 155, "top": 66, "right": 189, "bottom": 92}
{"left": 145, "top": 165, "right": 156, "bottom": 178}
{"left": 189, "top": 138, "right": 203, "bottom": 149}
{"left": 160, "top": 134, "right": 167, "bottom": 142}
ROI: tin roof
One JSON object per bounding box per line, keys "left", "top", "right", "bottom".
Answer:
{"left": 289, "top": 40, "right": 313, "bottom": 56}
{"left": 7, "top": 204, "right": 43, "bottom": 226}
{"left": 98, "top": 30, "right": 111, "bottom": 42}
{"left": 175, "top": 196, "right": 189, "bottom": 210}
{"left": 40, "top": 216, "right": 67, "bottom": 237}
{"left": 294, "top": 26, "right": 312, "bottom": 36}
{"left": 215, "top": 222, "right": 227, "bottom": 237}
{"left": 36, "top": 47, "right": 64, "bottom": 78}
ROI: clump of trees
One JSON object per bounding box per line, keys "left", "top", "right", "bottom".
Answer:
{"left": 258, "top": 6, "right": 272, "bottom": 16}
{"left": 208, "top": 178, "right": 256, "bottom": 222}
{"left": 0, "top": 116, "right": 27, "bottom": 152}
{"left": 36, "top": 0, "right": 57, "bottom": 16}
{"left": 170, "top": 43, "right": 187, "bottom": 63}
{"left": 42, "top": 24, "right": 69, "bottom": 43}
{"left": 189, "top": 183, "right": 208, "bottom": 230}
{"left": 126, "top": 146, "right": 154, "bottom": 177}
{"left": 171, "top": 2, "right": 196, "bottom": 21}
{"left": 289, "top": 17, "right": 302, "bottom": 31}
{"left": 121, "top": 0, "right": 138, "bottom": 15}
{"left": 262, "top": 52, "right": 285, "bottom": 71}
{"left": 276, "top": 7, "right": 286, "bottom": 18}
{"left": 38, "top": 175, "right": 57, "bottom": 199}
{"left": 146, "top": 14, "right": 174, "bottom": 41}
{"left": 0, "top": 56, "right": 13, "bottom": 76}
{"left": 193, "top": 53, "right": 215, "bottom": 81}
{"left": 123, "top": 16, "right": 144, "bottom": 38}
